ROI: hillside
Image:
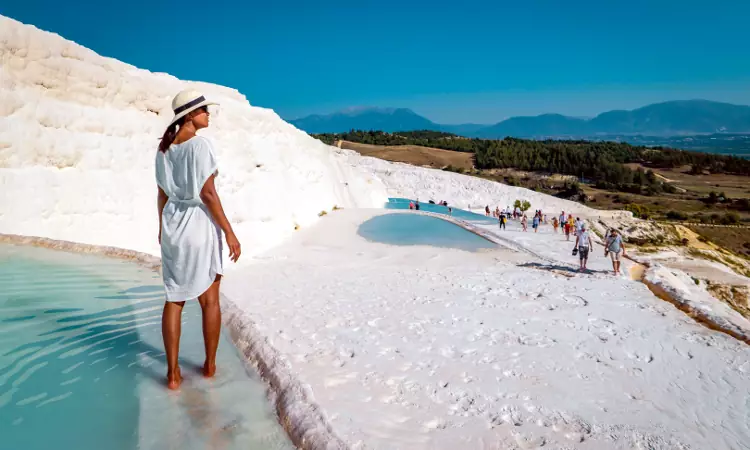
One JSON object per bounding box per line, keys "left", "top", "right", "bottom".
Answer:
{"left": 337, "top": 140, "right": 475, "bottom": 170}
{"left": 291, "top": 100, "right": 750, "bottom": 138}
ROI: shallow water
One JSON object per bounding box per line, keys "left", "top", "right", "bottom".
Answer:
{"left": 385, "top": 197, "right": 497, "bottom": 225}
{"left": 358, "top": 213, "right": 496, "bottom": 252}
{"left": 0, "top": 244, "right": 292, "bottom": 450}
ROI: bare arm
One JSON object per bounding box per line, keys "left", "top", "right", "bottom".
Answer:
{"left": 200, "top": 174, "right": 241, "bottom": 262}
{"left": 157, "top": 186, "right": 168, "bottom": 244}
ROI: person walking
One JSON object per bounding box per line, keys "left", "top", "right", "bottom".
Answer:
{"left": 574, "top": 217, "right": 583, "bottom": 237}
{"left": 156, "top": 89, "right": 242, "bottom": 390}
{"left": 521, "top": 213, "right": 528, "bottom": 231}
{"left": 499, "top": 212, "right": 507, "bottom": 230}
{"left": 532, "top": 214, "right": 540, "bottom": 233}
{"left": 552, "top": 216, "right": 559, "bottom": 233}
{"left": 574, "top": 223, "right": 594, "bottom": 272}
{"left": 485, "top": 205, "right": 490, "bottom": 216}
{"left": 605, "top": 228, "right": 626, "bottom": 275}
{"left": 566, "top": 216, "right": 575, "bottom": 241}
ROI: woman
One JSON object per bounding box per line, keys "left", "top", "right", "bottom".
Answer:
{"left": 155, "top": 89, "right": 242, "bottom": 390}
{"left": 552, "top": 216, "right": 559, "bottom": 233}
{"left": 532, "top": 214, "right": 540, "bottom": 233}
{"left": 521, "top": 213, "right": 528, "bottom": 231}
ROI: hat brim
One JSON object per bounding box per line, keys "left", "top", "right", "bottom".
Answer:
{"left": 169, "top": 99, "right": 219, "bottom": 127}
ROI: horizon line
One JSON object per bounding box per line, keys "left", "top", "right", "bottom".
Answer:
{"left": 287, "top": 98, "right": 750, "bottom": 125}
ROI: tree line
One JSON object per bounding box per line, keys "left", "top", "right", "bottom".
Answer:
{"left": 314, "top": 130, "right": 750, "bottom": 179}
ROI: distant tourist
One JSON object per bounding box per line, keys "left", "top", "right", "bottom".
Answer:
{"left": 521, "top": 213, "right": 528, "bottom": 231}
{"left": 574, "top": 217, "right": 583, "bottom": 237}
{"left": 574, "top": 223, "right": 594, "bottom": 272}
{"left": 499, "top": 212, "right": 507, "bottom": 230}
{"left": 552, "top": 216, "right": 559, "bottom": 233}
{"left": 448, "top": 207, "right": 453, "bottom": 216}
{"left": 409, "top": 201, "right": 415, "bottom": 210}
{"left": 605, "top": 229, "right": 626, "bottom": 275}
{"left": 485, "top": 205, "right": 490, "bottom": 216}
{"left": 532, "top": 214, "right": 540, "bottom": 233}
{"left": 415, "top": 201, "right": 420, "bottom": 210}
{"left": 155, "top": 89, "right": 242, "bottom": 390}
{"left": 566, "top": 216, "right": 575, "bottom": 241}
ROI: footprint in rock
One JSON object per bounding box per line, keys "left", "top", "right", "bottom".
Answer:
{"left": 563, "top": 295, "right": 589, "bottom": 307}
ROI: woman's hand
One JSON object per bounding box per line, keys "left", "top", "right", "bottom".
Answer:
{"left": 226, "top": 232, "right": 241, "bottom": 262}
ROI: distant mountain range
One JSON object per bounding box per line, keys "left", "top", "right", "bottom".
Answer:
{"left": 289, "top": 100, "right": 750, "bottom": 138}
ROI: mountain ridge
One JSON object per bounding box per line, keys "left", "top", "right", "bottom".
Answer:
{"left": 289, "top": 100, "right": 750, "bottom": 138}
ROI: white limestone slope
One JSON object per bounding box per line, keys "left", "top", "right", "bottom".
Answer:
{"left": 0, "top": 14, "right": 633, "bottom": 258}
{"left": 353, "top": 156, "right": 632, "bottom": 220}
{"left": 0, "top": 15, "right": 388, "bottom": 256}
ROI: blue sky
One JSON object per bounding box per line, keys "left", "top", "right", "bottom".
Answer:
{"left": 3, "top": 0, "right": 749, "bottom": 123}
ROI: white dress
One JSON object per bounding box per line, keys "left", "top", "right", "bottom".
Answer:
{"left": 155, "top": 136, "right": 223, "bottom": 302}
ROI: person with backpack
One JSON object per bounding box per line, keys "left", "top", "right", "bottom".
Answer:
{"left": 605, "top": 228, "right": 626, "bottom": 275}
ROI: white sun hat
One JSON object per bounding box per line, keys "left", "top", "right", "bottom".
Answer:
{"left": 169, "top": 89, "right": 219, "bottom": 127}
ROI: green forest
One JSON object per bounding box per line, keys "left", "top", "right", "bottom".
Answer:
{"left": 314, "top": 131, "right": 750, "bottom": 183}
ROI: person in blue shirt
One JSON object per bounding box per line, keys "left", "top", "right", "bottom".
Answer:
{"left": 605, "top": 228, "right": 627, "bottom": 275}
{"left": 532, "top": 214, "right": 540, "bottom": 233}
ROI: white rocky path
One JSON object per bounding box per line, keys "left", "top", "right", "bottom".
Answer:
{"left": 223, "top": 209, "right": 750, "bottom": 450}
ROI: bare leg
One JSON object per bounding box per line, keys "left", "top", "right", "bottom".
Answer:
{"left": 162, "top": 300, "right": 186, "bottom": 390}
{"left": 198, "top": 275, "right": 222, "bottom": 378}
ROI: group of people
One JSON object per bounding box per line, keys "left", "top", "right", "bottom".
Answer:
{"left": 492, "top": 206, "right": 627, "bottom": 275}
{"left": 494, "top": 207, "right": 547, "bottom": 233}
{"left": 552, "top": 211, "right": 582, "bottom": 241}
{"left": 409, "top": 199, "right": 453, "bottom": 215}
{"left": 487, "top": 205, "right": 528, "bottom": 220}
{"left": 559, "top": 210, "right": 626, "bottom": 274}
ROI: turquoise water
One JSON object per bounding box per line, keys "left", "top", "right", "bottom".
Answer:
{"left": 0, "top": 244, "right": 291, "bottom": 450}
{"left": 385, "top": 197, "right": 497, "bottom": 224}
{"left": 358, "top": 213, "right": 496, "bottom": 251}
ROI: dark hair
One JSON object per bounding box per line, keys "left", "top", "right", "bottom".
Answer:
{"left": 158, "top": 117, "right": 185, "bottom": 153}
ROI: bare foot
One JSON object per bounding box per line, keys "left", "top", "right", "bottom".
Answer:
{"left": 167, "top": 366, "right": 182, "bottom": 390}
{"left": 203, "top": 361, "right": 216, "bottom": 378}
